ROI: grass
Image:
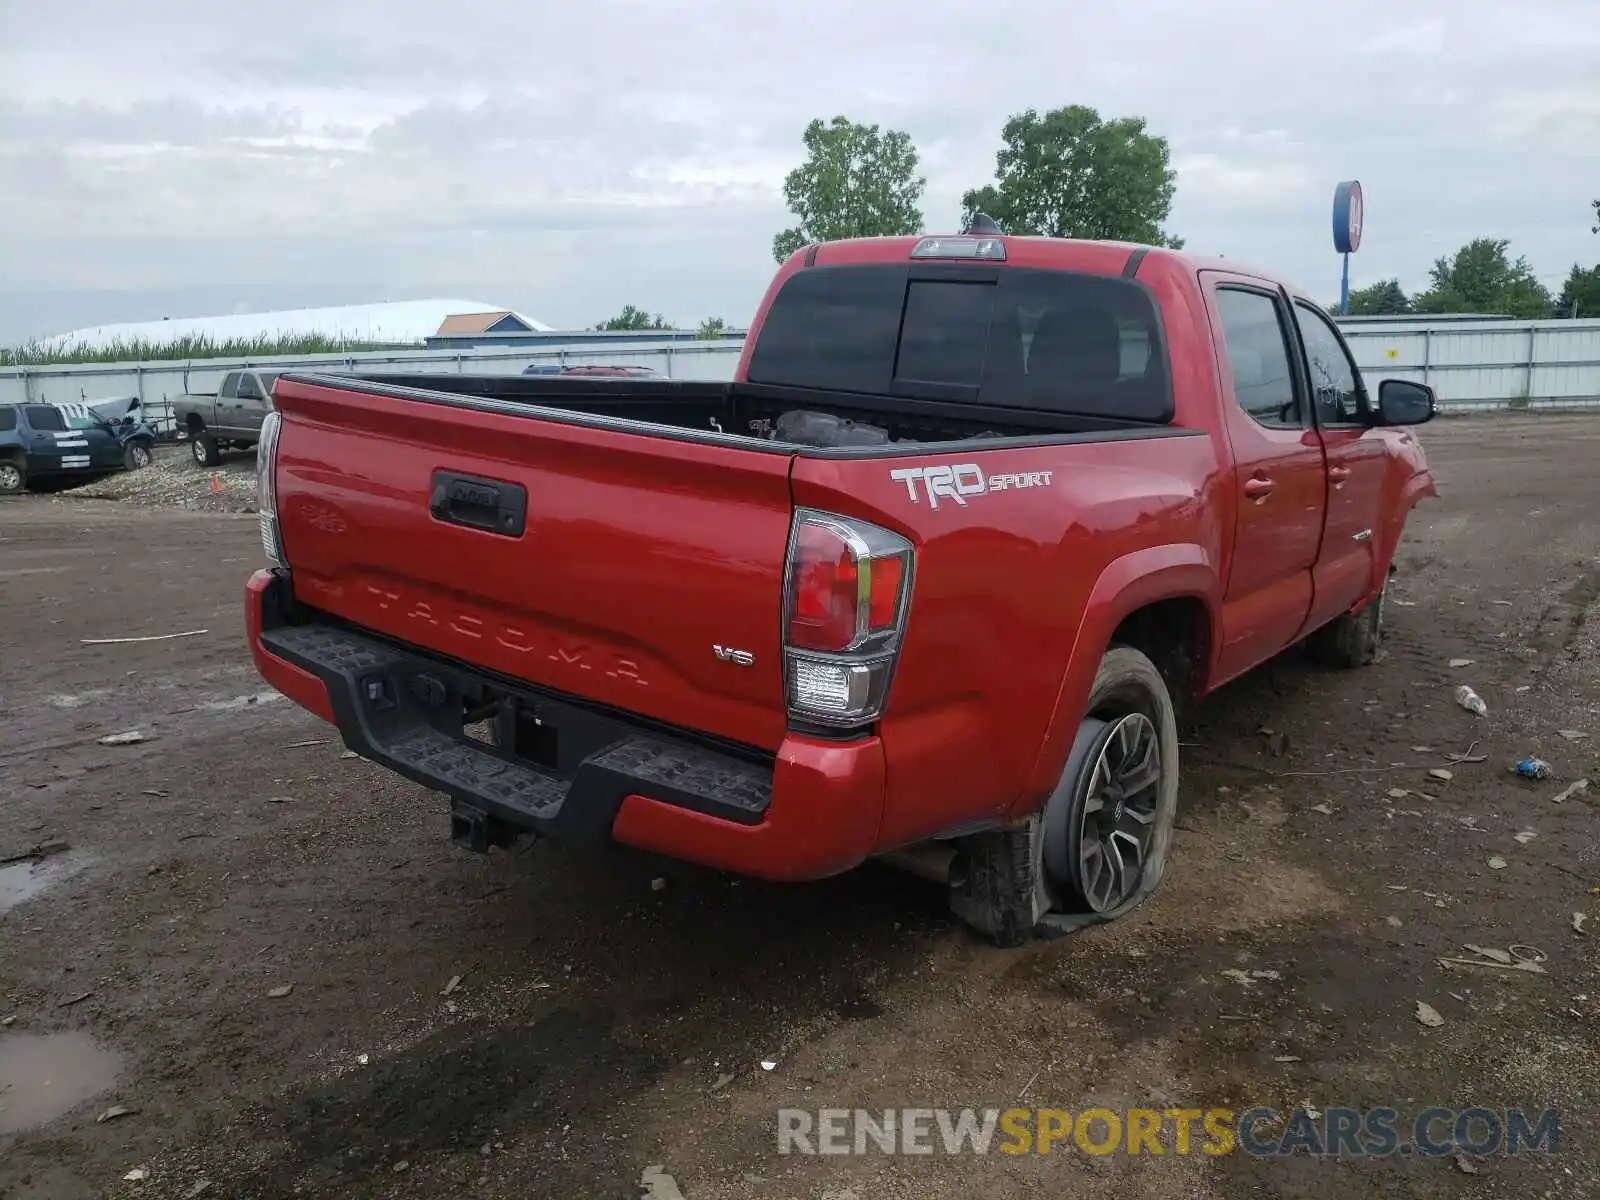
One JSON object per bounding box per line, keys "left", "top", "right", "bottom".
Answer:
{"left": 0, "top": 333, "right": 416, "bottom": 367}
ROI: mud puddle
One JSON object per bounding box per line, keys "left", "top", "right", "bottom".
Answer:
{"left": 0, "top": 1032, "right": 123, "bottom": 1134}
{"left": 0, "top": 851, "right": 92, "bottom": 917}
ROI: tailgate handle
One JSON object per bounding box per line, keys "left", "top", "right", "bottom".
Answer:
{"left": 429, "top": 472, "right": 528, "bottom": 537}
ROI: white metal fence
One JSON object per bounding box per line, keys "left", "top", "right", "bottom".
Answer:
{"left": 3, "top": 318, "right": 1597, "bottom": 431}
{"left": 1341, "top": 318, "right": 1600, "bottom": 413}
{"left": 0, "top": 342, "right": 743, "bottom": 434}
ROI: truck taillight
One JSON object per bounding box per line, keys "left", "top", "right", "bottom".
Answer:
{"left": 257, "top": 411, "right": 285, "bottom": 567}
{"left": 782, "top": 510, "right": 913, "bottom": 728}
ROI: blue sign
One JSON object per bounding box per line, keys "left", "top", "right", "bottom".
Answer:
{"left": 1333, "top": 180, "right": 1364, "bottom": 254}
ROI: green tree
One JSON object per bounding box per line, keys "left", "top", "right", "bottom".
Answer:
{"left": 695, "top": 317, "right": 728, "bottom": 340}
{"left": 1344, "top": 280, "right": 1420, "bottom": 316}
{"left": 1344, "top": 279, "right": 1412, "bottom": 316}
{"left": 595, "top": 305, "right": 670, "bottom": 332}
{"left": 1412, "top": 238, "right": 1552, "bottom": 318}
{"left": 772, "top": 117, "right": 926, "bottom": 262}
{"left": 1556, "top": 264, "right": 1600, "bottom": 317}
{"left": 1591, "top": 198, "right": 1598, "bottom": 234}
{"left": 960, "top": 105, "right": 1181, "bottom": 247}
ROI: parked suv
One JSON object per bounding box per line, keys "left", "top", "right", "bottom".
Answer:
{"left": 0, "top": 402, "right": 151, "bottom": 494}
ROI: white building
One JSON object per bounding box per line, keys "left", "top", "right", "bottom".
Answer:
{"left": 40, "top": 299, "right": 554, "bottom": 350}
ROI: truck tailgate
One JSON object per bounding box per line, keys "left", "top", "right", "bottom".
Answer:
{"left": 270, "top": 378, "right": 795, "bottom": 751}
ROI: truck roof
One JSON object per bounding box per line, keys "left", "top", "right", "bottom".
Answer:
{"left": 799, "top": 234, "right": 1292, "bottom": 297}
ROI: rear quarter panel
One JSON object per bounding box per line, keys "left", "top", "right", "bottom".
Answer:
{"left": 791, "top": 431, "right": 1226, "bottom": 849}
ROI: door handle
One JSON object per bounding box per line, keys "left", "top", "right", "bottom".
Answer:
{"left": 429, "top": 471, "right": 528, "bottom": 537}
{"left": 1329, "top": 466, "right": 1352, "bottom": 484}
{"left": 1243, "top": 476, "right": 1275, "bottom": 499}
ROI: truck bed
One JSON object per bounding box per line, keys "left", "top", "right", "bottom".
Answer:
{"left": 336, "top": 372, "right": 1175, "bottom": 452}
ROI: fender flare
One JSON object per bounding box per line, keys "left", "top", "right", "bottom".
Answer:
{"left": 1013, "top": 543, "right": 1222, "bottom": 819}
{"left": 1366, "top": 469, "right": 1439, "bottom": 605}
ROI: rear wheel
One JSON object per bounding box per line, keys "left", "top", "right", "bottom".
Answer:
{"left": 1048, "top": 711, "right": 1165, "bottom": 914}
{"left": 191, "top": 433, "right": 220, "bottom": 468}
{"left": 947, "top": 645, "right": 1180, "bottom": 945}
{"left": 124, "top": 440, "right": 153, "bottom": 470}
{"left": 0, "top": 458, "right": 25, "bottom": 495}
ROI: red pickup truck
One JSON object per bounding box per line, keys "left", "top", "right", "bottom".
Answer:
{"left": 245, "top": 230, "right": 1437, "bottom": 944}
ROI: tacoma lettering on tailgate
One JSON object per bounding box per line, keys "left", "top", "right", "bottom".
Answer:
{"left": 361, "top": 583, "right": 649, "bottom": 686}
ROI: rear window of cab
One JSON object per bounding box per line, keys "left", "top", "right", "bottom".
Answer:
{"left": 747, "top": 263, "right": 1172, "bottom": 423}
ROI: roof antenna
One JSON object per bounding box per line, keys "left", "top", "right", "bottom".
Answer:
{"left": 966, "top": 212, "right": 1003, "bottom": 235}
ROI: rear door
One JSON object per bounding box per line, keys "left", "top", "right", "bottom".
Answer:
{"left": 1200, "top": 276, "right": 1328, "bottom": 680}
{"left": 1291, "top": 300, "right": 1387, "bottom": 629}
{"left": 20, "top": 404, "right": 97, "bottom": 473}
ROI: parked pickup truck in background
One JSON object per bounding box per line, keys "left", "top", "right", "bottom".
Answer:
{"left": 245, "top": 225, "right": 1438, "bottom": 945}
{"left": 173, "top": 369, "right": 281, "bottom": 467}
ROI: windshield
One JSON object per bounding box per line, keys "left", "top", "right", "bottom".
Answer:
{"left": 746, "top": 264, "right": 1172, "bottom": 423}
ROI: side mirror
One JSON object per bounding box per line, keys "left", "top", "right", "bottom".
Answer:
{"left": 1375, "top": 379, "right": 1436, "bottom": 426}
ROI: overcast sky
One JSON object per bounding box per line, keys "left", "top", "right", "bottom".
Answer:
{"left": 1, "top": 0, "right": 1596, "bottom": 343}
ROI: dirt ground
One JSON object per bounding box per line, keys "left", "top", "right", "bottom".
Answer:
{"left": 1, "top": 415, "right": 1597, "bottom": 1200}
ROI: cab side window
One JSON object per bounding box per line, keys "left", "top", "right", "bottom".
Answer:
{"left": 237, "top": 374, "right": 263, "bottom": 401}
{"left": 1294, "top": 302, "right": 1366, "bottom": 426}
{"left": 1215, "top": 288, "right": 1301, "bottom": 429}
{"left": 23, "top": 404, "right": 66, "bottom": 432}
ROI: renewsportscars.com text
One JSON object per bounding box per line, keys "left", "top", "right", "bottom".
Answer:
{"left": 777, "top": 1106, "right": 1560, "bottom": 1158}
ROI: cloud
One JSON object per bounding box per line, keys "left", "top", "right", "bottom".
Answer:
{"left": 1, "top": 0, "right": 1597, "bottom": 340}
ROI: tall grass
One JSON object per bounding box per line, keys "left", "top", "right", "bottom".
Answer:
{"left": 0, "top": 332, "right": 416, "bottom": 367}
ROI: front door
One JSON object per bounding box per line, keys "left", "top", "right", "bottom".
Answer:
{"left": 214, "top": 372, "right": 242, "bottom": 436}
{"left": 81, "top": 420, "right": 125, "bottom": 469}
{"left": 1201, "top": 275, "right": 1329, "bottom": 683}
{"left": 234, "top": 372, "right": 267, "bottom": 437}
{"left": 1292, "top": 300, "right": 1388, "bottom": 632}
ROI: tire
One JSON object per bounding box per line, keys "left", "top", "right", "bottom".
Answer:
{"left": 1307, "top": 570, "right": 1386, "bottom": 668}
{"left": 947, "top": 645, "right": 1181, "bottom": 945}
{"left": 124, "top": 440, "right": 153, "bottom": 470}
{"left": 191, "top": 433, "right": 221, "bottom": 468}
{"left": 0, "top": 458, "right": 25, "bottom": 495}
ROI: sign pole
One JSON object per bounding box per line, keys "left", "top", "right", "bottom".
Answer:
{"left": 1332, "top": 180, "right": 1363, "bottom": 315}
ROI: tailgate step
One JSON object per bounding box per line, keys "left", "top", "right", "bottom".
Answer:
{"left": 388, "top": 724, "right": 567, "bottom": 820}
{"left": 587, "top": 737, "right": 773, "bottom": 819}
{"left": 258, "top": 616, "right": 773, "bottom": 838}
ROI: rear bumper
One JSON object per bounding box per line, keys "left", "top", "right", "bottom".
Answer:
{"left": 245, "top": 569, "right": 886, "bottom": 881}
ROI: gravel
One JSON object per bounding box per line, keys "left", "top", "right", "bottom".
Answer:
{"left": 64, "top": 442, "right": 258, "bottom": 512}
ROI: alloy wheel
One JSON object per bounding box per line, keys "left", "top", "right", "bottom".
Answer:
{"left": 1074, "top": 712, "right": 1162, "bottom": 913}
